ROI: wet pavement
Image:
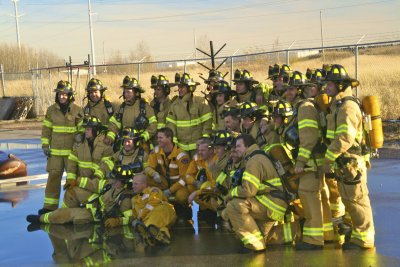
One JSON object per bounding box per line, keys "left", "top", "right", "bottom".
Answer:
{"left": 1, "top": 132, "right": 400, "bottom": 266}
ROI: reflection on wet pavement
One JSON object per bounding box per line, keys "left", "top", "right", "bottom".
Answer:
{"left": 0, "top": 139, "right": 400, "bottom": 266}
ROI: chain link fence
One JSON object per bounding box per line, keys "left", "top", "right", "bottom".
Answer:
{"left": 1, "top": 40, "right": 399, "bottom": 119}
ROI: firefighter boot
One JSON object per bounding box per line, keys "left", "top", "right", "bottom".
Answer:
{"left": 148, "top": 224, "right": 171, "bottom": 245}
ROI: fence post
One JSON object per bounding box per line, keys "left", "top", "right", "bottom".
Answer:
{"left": 0, "top": 64, "right": 5, "bottom": 97}
{"left": 355, "top": 45, "right": 359, "bottom": 98}
{"left": 230, "top": 57, "right": 234, "bottom": 86}
{"left": 184, "top": 60, "right": 187, "bottom": 73}
{"left": 138, "top": 63, "right": 141, "bottom": 82}
{"left": 286, "top": 50, "right": 289, "bottom": 65}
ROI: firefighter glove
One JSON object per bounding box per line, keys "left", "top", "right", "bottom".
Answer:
{"left": 63, "top": 179, "right": 78, "bottom": 190}
{"left": 163, "top": 189, "right": 171, "bottom": 198}
{"left": 152, "top": 172, "right": 162, "bottom": 183}
{"left": 42, "top": 146, "right": 51, "bottom": 157}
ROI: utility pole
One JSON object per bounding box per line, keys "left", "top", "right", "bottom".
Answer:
{"left": 88, "top": 0, "right": 96, "bottom": 75}
{"left": 320, "top": 10, "right": 325, "bottom": 61}
{"left": 103, "top": 41, "right": 107, "bottom": 73}
{"left": 193, "top": 29, "right": 197, "bottom": 58}
{"left": 11, "top": 0, "right": 23, "bottom": 53}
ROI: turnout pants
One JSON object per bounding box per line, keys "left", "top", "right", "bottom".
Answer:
{"left": 337, "top": 167, "right": 374, "bottom": 248}
{"left": 40, "top": 207, "right": 94, "bottom": 225}
{"left": 143, "top": 204, "right": 176, "bottom": 238}
{"left": 222, "top": 197, "right": 279, "bottom": 251}
{"left": 298, "top": 171, "right": 324, "bottom": 246}
{"left": 44, "top": 155, "right": 68, "bottom": 210}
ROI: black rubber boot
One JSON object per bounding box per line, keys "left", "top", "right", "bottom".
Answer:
{"left": 148, "top": 224, "right": 171, "bottom": 245}
{"left": 26, "top": 215, "right": 41, "bottom": 223}
{"left": 38, "top": 208, "right": 52, "bottom": 215}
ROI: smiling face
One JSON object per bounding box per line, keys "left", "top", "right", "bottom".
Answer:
{"left": 123, "top": 138, "right": 135, "bottom": 152}
{"left": 58, "top": 92, "right": 69, "bottom": 104}
{"left": 157, "top": 132, "right": 171, "bottom": 149}
{"left": 89, "top": 89, "right": 102, "bottom": 103}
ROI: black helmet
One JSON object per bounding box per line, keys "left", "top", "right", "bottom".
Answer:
{"left": 82, "top": 116, "right": 105, "bottom": 138}
{"left": 121, "top": 127, "right": 141, "bottom": 140}
{"left": 54, "top": 80, "right": 73, "bottom": 94}
{"left": 82, "top": 115, "right": 102, "bottom": 128}
{"left": 109, "top": 165, "right": 133, "bottom": 184}
{"left": 268, "top": 64, "right": 292, "bottom": 83}
{"left": 232, "top": 69, "right": 259, "bottom": 85}
{"left": 121, "top": 76, "right": 145, "bottom": 94}
{"left": 54, "top": 80, "right": 75, "bottom": 103}
{"left": 86, "top": 78, "right": 106, "bottom": 92}
{"left": 151, "top": 75, "right": 171, "bottom": 96}
{"left": 239, "top": 102, "right": 259, "bottom": 118}
{"left": 211, "top": 80, "right": 233, "bottom": 104}
{"left": 211, "top": 130, "right": 234, "bottom": 148}
{"left": 269, "top": 100, "right": 293, "bottom": 117}
{"left": 205, "top": 70, "right": 225, "bottom": 84}
{"left": 325, "top": 64, "right": 359, "bottom": 90}
{"left": 172, "top": 73, "right": 200, "bottom": 92}
{"left": 288, "top": 71, "right": 308, "bottom": 88}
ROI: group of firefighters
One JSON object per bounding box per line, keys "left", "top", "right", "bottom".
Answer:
{"left": 26, "top": 62, "right": 375, "bottom": 253}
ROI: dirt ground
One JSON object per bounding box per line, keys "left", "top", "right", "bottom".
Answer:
{"left": 0, "top": 119, "right": 398, "bottom": 159}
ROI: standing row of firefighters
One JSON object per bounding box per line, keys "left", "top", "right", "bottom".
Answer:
{"left": 26, "top": 62, "right": 376, "bottom": 252}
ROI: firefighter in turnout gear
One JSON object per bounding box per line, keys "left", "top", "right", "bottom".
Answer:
{"left": 39, "top": 80, "right": 83, "bottom": 214}
{"left": 324, "top": 64, "right": 375, "bottom": 250}
{"left": 104, "top": 76, "right": 157, "bottom": 147}
{"left": 202, "top": 69, "right": 226, "bottom": 102}
{"left": 239, "top": 102, "right": 263, "bottom": 140}
{"left": 83, "top": 78, "right": 116, "bottom": 126}
{"left": 268, "top": 64, "right": 292, "bottom": 100}
{"left": 258, "top": 116, "right": 281, "bottom": 153}
{"left": 100, "top": 127, "right": 148, "bottom": 179}
{"left": 232, "top": 69, "right": 261, "bottom": 104}
{"left": 146, "top": 127, "right": 190, "bottom": 203}
{"left": 193, "top": 130, "right": 235, "bottom": 226}
{"left": 132, "top": 173, "right": 176, "bottom": 246}
{"left": 282, "top": 71, "right": 333, "bottom": 249}
{"left": 63, "top": 116, "right": 114, "bottom": 203}
{"left": 306, "top": 68, "right": 347, "bottom": 241}
{"left": 209, "top": 80, "right": 237, "bottom": 130}
{"left": 222, "top": 135, "right": 288, "bottom": 252}
{"left": 221, "top": 106, "right": 241, "bottom": 136}
{"left": 166, "top": 73, "right": 213, "bottom": 156}
{"left": 150, "top": 75, "right": 173, "bottom": 129}
{"left": 27, "top": 165, "right": 134, "bottom": 227}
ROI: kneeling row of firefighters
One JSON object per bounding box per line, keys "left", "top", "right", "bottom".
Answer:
{"left": 26, "top": 63, "right": 376, "bottom": 252}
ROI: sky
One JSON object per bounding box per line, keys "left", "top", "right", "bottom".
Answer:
{"left": 0, "top": 0, "right": 399, "bottom": 64}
